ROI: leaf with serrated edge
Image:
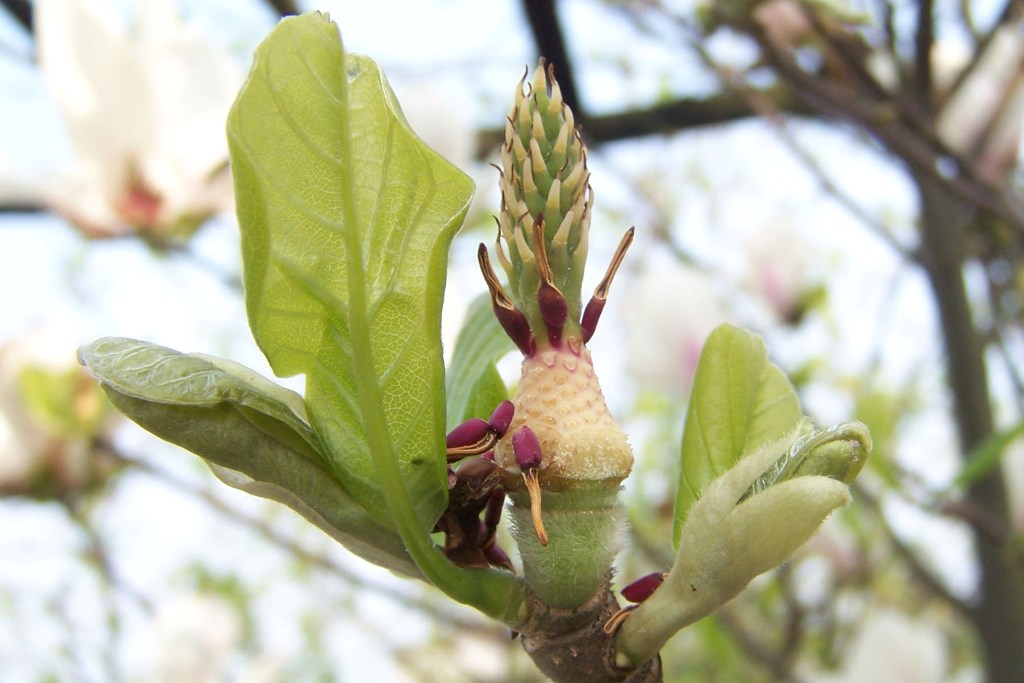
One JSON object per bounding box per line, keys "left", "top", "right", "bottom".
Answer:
{"left": 79, "top": 338, "right": 417, "bottom": 575}
{"left": 227, "top": 13, "right": 471, "bottom": 531}
{"left": 445, "top": 293, "right": 515, "bottom": 429}
{"left": 673, "top": 324, "right": 802, "bottom": 546}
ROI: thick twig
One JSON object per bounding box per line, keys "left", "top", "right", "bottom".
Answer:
{"left": 520, "top": 0, "right": 582, "bottom": 118}
{"left": 262, "top": 0, "right": 300, "bottom": 18}
{"left": 914, "top": 0, "right": 935, "bottom": 107}
{"left": 0, "top": 0, "right": 31, "bottom": 33}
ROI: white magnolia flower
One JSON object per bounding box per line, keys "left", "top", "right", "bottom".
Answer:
{"left": 740, "top": 218, "right": 821, "bottom": 324}
{"left": 623, "top": 255, "right": 728, "bottom": 397}
{"left": 935, "top": 28, "right": 1024, "bottom": 182}
{"left": 149, "top": 592, "right": 241, "bottom": 683}
{"left": 0, "top": 329, "right": 113, "bottom": 497}
{"left": 36, "top": 0, "right": 242, "bottom": 241}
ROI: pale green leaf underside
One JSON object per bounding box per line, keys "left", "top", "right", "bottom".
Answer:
{"left": 673, "top": 324, "right": 802, "bottom": 546}
{"left": 445, "top": 293, "right": 515, "bottom": 430}
{"left": 227, "top": 13, "right": 474, "bottom": 531}
{"left": 78, "top": 338, "right": 418, "bottom": 576}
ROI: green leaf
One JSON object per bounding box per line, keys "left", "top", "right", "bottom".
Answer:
{"left": 78, "top": 337, "right": 418, "bottom": 576}
{"left": 445, "top": 293, "right": 515, "bottom": 429}
{"left": 673, "top": 324, "right": 802, "bottom": 546}
{"left": 227, "top": 13, "right": 473, "bottom": 532}
{"left": 953, "top": 420, "right": 1024, "bottom": 489}
{"left": 226, "top": 16, "right": 526, "bottom": 624}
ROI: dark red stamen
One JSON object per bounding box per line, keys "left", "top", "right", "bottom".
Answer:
{"left": 477, "top": 243, "right": 536, "bottom": 355}
{"left": 580, "top": 297, "right": 605, "bottom": 345}
{"left": 531, "top": 215, "right": 568, "bottom": 344}
{"left": 621, "top": 571, "right": 666, "bottom": 604}
{"left": 512, "top": 425, "right": 543, "bottom": 470}
{"left": 487, "top": 400, "right": 515, "bottom": 437}
{"left": 446, "top": 418, "right": 499, "bottom": 462}
{"left": 581, "top": 227, "right": 634, "bottom": 344}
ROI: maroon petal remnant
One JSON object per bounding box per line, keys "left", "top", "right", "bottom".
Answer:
{"left": 511, "top": 425, "right": 548, "bottom": 545}
{"left": 579, "top": 296, "right": 605, "bottom": 346}
{"left": 621, "top": 571, "right": 667, "bottom": 604}
{"left": 446, "top": 417, "right": 499, "bottom": 461}
{"left": 581, "top": 227, "right": 635, "bottom": 343}
{"left": 478, "top": 244, "right": 535, "bottom": 355}
{"left": 484, "top": 541, "right": 515, "bottom": 572}
{"left": 512, "top": 425, "right": 543, "bottom": 470}
{"left": 487, "top": 400, "right": 516, "bottom": 437}
{"left": 446, "top": 418, "right": 491, "bottom": 449}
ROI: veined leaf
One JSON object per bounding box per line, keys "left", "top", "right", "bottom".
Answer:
{"left": 227, "top": 13, "right": 473, "bottom": 531}
{"left": 78, "top": 337, "right": 418, "bottom": 576}
{"left": 445, "top": 293, "right": 515, "bottom": 429}
{"left": 673, "top": 324, "right": 802, "bottom": 546}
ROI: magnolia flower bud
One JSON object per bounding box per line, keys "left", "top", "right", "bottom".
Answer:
{"left": 616, "top": 422, "right": 869, "bottom": 668}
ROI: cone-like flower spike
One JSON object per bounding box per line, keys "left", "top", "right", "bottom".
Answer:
{"left": 477, "top": 62, "right": 636, "bottom": 493}
{"left": 479, "top": 59, "right": 635, "bottom": 350}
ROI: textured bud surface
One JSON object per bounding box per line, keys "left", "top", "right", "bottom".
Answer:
{"left": 495, "top": 347, "right": 632, "bottom": 483}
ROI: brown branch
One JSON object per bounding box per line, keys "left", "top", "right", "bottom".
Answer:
{"left": 521, "top": 0, "right": 582, "bottom": 117}
{"left": 476, "top": 87, "right": 797, "bottom": 155}
{"left": 915, "top": 173, "right": 1024, "bottom": 682}
{"left": 262, "top": 0, "right": 300, "bottom": 18}
{"left": 751, "top": 25, "right": 1024, "bottom": 236}
{"left": 914, "top": 0, "right": 935, "bottom": 106}
{"left": 0, "top": 0, "right": 31, "bottom": 34}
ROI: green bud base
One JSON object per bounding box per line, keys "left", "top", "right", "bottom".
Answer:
{"left": 507, "top": 481, "right": 624, "bottom": 610}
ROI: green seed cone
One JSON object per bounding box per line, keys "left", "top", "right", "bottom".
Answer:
{"left": 497, "top": 61, "right": 592, "bottom": 344}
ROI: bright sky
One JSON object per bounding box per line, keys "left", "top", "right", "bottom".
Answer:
{"left": 0, "top": 1, "right": 994, "bottom": 680}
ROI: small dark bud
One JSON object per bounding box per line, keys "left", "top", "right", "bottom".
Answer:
{"left": 580, "top": 295, "right": 605, "bottom": 344}
{"left": 446, "top": 417, "right": 499, "bottom": 461}
{"left": 581, "top": 227, "right": 634, "bottom": 344}
{"left": 621, "top": 572, "right": 666, "bottom": 604}
{"left": 484, "top": 542, "right": 515, "bottom": 572}
{"left": 538, "top": 282, "right": 568, "bottom": 343}
{"left": 512, "top": 426, "right": 543, "bottom": 470}
{"left": 446, "top": 418, "right": 491, "bottom": 450}
{"left": 488, "top": 400, "right": 516, "bottom": 437}
{"left": 494, "top": 304, "right": 536, "bottom": 356}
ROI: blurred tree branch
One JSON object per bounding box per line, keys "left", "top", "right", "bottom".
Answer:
{"left": 520, "top": 0, "right": 582, "bottom": 117}
{"left": 0, "top": 0, "right": 31, "bottom": 33}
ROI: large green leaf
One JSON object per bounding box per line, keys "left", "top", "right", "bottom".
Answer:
{"left": 79, "top": 338, "right": 418, "bottom": 576}
{"left": 445, "top": 293, "right": 515, "bottom": 429}
{"left": 227, "top": 13, "right": 473, "bottom": 531}
{"left": 673, "top": 324, "right": 802, "bottom": 546}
